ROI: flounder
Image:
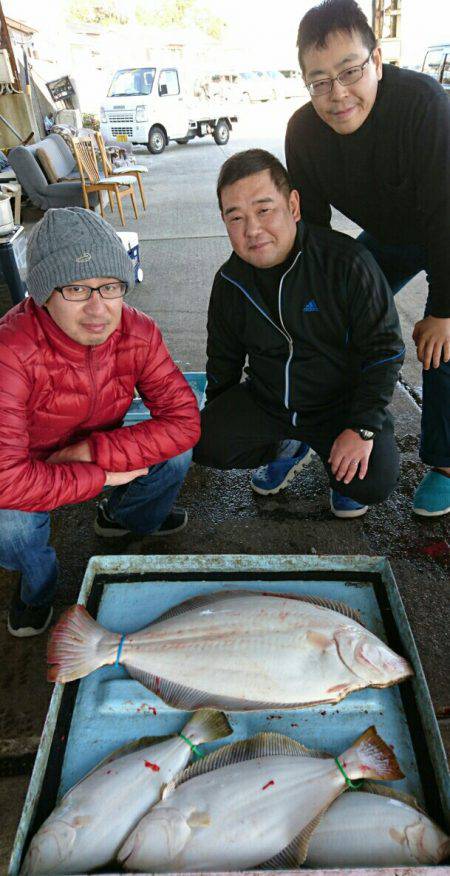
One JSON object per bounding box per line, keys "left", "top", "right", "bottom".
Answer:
{"left": 21, "top": 710, "right": 230, "bottom": 875}
{"left": 47, "top": 590, "right": 413, "bottom": 710}
{"left": 118, "top": 725, "right": 404, "bottom": 871}
{"left": 305, "top": 783, "right": 450, "bottom": 867}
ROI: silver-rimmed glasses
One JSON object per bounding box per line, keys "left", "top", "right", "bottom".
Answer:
{"left": 306, "top": 52, "right": 373, "bottom": 96}
{"left": 54, "top": 282, "right": 127, "bottom": 301}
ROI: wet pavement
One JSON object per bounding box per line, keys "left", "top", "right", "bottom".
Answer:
{"left": 0, "top": 102, "right": 448, "bottom": 872}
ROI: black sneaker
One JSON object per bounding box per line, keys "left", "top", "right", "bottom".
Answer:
{"left": 7, "top": 584, "right": 53, "bottom": 638}
{"left": 151, "top": 507, "right": 188, "bottom": 537}
{"left": 94, "top": 499, "right": 188, "bottom": 538}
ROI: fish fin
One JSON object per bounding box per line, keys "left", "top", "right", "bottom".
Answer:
{"left": 180, "top": 709, "right": 232, "bottom": 745}
{"left": 341, "top": 725, "right": 404, "bottom": 782}
{"left": 186, "top": 810, "right": 211, "bottom": 828}
{"left": 361, "top": 780, "right": 426, "bottom": 814}
{"left": 47, "top": 605, "right": 119, "bottom": 683}
{"left": 153, "top": 589, "right": 363, "bottom": 626}
{"left": 163, "top": 732, "right": 331, "bottom": 798}
{"left": 274, "top": 592, "right": 363, "bottom": 624}
{"left": 152, "top": 590, "right": 248, "bottom": 623}
{"left": 127, "top": 667, "right": 247, "bottom": 710}
{"left": 128, "top": 667, "right": 345, "bottom": 712}
{"left": 259, "top": 807, "right": 329, "bottom": 868}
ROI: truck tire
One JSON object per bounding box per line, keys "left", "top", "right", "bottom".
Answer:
{"left": 147, "top": 126, "right": 166, "bottom": 154}
{"left": 213, "top": 120, "right": 229, "bottom": 145}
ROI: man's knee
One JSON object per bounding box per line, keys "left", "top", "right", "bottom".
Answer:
{"left": 193, "top": 435, "right": 229, "bottom": 469}
{"left": 0, "top": 509, "right": 50, "bottom": 562}
{"left": 342, "top": 462, "right": 399, "bottom": 506}
{"left": 149, "top": 448, "right": 193, "bottom": 481}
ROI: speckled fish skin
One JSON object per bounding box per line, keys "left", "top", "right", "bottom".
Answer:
{"left": 47, "top": 591, "right": 413, "bottom": 710}
{"left": 305, "top": 790, "right": 450, "bottom": 867}
{"left": 20, "top": 710, "right": 230, "bottom": 876}
{"left": 117, "top": 727, "right": 404, "bottom": 872}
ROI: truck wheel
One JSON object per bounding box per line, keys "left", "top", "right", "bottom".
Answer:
{"left": 176, "top": 137, "right": 190, "bottom": 145}
{"left": 147, "top": 126, "right": 166, "bottom": 154}
{"left": 213, "top": 120, "right": 229, "bottom": 145}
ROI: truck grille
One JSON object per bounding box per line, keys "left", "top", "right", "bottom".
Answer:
{"left": 108, "top": 113, "right": 134, "bottom": 123}
{"left": 111, "top": 126, "right": 133, "bottom": 137}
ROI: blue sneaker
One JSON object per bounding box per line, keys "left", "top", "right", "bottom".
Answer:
{"left": 413, "top": 471, "right": 450, "bottom": 517}
{"left": 330, "top": 489, "right": 368, "bottom": 519}
{"left": 251, "top": 443, "right": 314, "bottom": 495}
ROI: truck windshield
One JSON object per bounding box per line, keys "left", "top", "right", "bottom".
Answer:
{"left": 108, "top": 68, "right": 156, "bottom": 97}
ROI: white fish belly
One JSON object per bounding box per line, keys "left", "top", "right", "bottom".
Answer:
{"left": 305, "top": 792, "right": 449, "bottom": 867}
{"left": 22, "top": 737, "right": 191, "bottom": 875}
{"left": 123, "top": 595, "right": 365, "bottom": 703}
{"left": 122, "top": 755, "right": 340, "bottom": 871}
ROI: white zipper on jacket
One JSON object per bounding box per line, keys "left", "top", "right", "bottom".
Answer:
{"left": 277, "top": 250, "right": 302, "bottom": 411}
{"left": 221, "top": 251, "right": 302, "bottom": 417}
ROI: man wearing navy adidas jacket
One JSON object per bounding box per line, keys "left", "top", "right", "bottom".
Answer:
{"left": 194, "top": 149, "right": 405, "bottom": 517}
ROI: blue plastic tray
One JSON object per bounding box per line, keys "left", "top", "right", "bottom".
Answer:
{"left": 9, "top": 555, "right": 450, "bottom": 875}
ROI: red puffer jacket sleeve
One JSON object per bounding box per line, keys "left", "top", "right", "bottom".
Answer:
{"left": 0, "top": 345, "right": 106, "bottom": 512}
{"left": 87, "top": 320, "right": 200, "bottom": 470}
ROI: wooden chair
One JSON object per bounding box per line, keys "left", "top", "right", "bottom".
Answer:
{"left": 72, "top": 136, "right": 138, "bottom": 226}
{"left": 95, "top": 131, "right": 148, "bottom": 210}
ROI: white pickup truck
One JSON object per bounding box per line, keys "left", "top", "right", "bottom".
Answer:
{"left": 100, "top": 65, "right": 238, "bottom": 154}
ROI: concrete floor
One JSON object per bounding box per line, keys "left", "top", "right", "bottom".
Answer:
{"left": 0, "top": 101, "right": 449, "bottom": 873}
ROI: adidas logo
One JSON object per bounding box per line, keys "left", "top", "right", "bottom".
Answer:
{"left": 303, "top": 299, "right": 319, "bottom": 313}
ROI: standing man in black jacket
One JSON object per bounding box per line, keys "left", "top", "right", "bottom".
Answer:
{"left": 285, "top": 0, "right": 450, "bottom": 517}
{"left": 194, "top": 149, "right": 405, "bottom": 518}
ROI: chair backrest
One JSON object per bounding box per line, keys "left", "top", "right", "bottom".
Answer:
{"left": 94, "top": 131, "right": 113, "bottom": 176}
{"left": 72, "top": 137, "right": 101, "bottom": 185}
{"left": 8, "top": 145, "right": 49, "bottom": 201}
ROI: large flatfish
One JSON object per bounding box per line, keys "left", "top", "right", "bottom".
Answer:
{"left": 305, "top": 784, "right": 450, "bottom": 867}
{"left": 117, "top": 725, "right": 404, "bottom": 871}
{"left": 48, "top": 590, "right": 413, "bottom": 709}
{"left": 21, "top": 710, "right": 231, "bottom": 875}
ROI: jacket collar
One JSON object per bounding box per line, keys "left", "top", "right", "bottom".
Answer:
{"left": 221, "top": 221, "right": 304, "bottom": 289}
{"left": 29, "top": 298, "right": 123, "bottom": 363}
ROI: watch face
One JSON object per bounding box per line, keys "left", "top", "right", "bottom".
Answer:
{"left": 360, "top": 429, "right": 374, "bottom": 440}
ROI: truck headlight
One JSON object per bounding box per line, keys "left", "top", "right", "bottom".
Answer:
{"left": 100, "top": 106, "right": 107, "bottom": 123}
{"left": 136, "top": 105, "right": 148, "bottom": 122}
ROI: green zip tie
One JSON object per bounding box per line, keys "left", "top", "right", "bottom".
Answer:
{"left": 334, "top": 757, "right": 363, "bottom": 790}
{"left": 179, "top": 733, "right": 204, "bottom": 759}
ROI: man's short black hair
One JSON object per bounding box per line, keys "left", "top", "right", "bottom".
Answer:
{"left": 297, "top": 0, "right": 377, "bottom": 73}
{"left": 217, "top": 149, "right": 291, "bottom": 211}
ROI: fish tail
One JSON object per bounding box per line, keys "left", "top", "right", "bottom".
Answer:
{"left": 339, "top": 725, "right": 404, "bottom": 783}
{"left": 47, "top": 605, "right": 120, "bottom": 683}
{"left": 181, "top": 708, "right": 232, "bottom": 746}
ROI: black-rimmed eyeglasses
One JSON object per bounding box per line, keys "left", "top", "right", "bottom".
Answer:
{"left": 55, "top": 282, "right": 128, "bottom": 302}
{"left": 306, "top": 52, "right": 373, "bottom": 97}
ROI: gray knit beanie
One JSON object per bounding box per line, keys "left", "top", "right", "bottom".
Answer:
{"left": 26, "top": 207, "right": 135, "bottom": 304}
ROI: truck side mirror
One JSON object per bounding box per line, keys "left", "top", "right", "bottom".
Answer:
{"left": 159, "top": 84, "right": 168, "bottom": 96}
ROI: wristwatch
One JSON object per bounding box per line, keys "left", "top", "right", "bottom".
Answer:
{"left": 351, "top": 427, "right": 375, "bottom": 441}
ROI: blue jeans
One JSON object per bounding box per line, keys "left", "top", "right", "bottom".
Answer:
{"left": 0, "top": 450, "right": 192, "bottom": 607}
{"left": 357, "top": 232, "right": 450, "bottom": 467}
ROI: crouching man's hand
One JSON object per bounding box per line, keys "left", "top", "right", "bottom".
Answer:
{"left": 328, "top": 429, "right": 373, "bottom": 484}
{"left": 104, "top": 468, "right": 149, "bottom": 486}
{"left": 47, "top": 441, "right": 92, "bottom": 464}
{"left": 46, "top": 442, "right": 148, "bottom": 486}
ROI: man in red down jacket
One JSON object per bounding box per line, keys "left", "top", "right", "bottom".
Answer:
{"left": 0, "top": 207, "right": 200, "bottom": 638}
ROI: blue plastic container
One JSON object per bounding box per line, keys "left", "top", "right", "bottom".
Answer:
{"left": 9, "top": 554, "right": 450, "bottom": 875}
